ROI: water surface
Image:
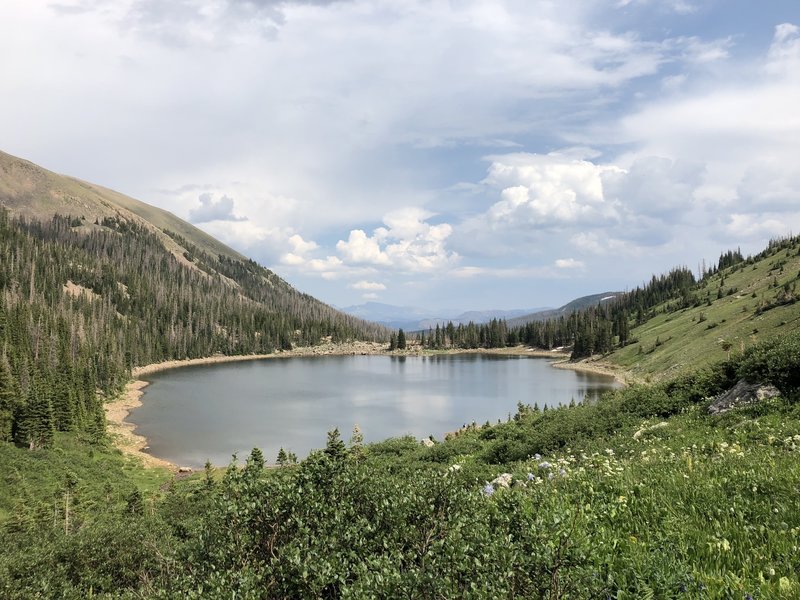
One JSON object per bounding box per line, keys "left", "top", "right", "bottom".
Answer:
{"left": 131, "top": 354, "right": 619, "bottom": 467}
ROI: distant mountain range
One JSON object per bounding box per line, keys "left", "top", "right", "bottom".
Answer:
{"left": 506, "top": 292, "right": 621, "bottom": 328}
{"left": 339, "top": 302, "right": 548, "bottom": 331}
{"left": 340, "top": 293, "right": 622, "bottom": 332}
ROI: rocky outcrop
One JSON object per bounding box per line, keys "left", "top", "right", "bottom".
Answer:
{"left": 708, "top": 379, "right": 781, "bottom": 415}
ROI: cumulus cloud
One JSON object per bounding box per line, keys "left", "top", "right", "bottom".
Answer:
{"left": 453, "top": 150, "right": 710, "bottom": 258}
{"left": 479, "top": 152, "right": 623, "bottom": 230}
{"left": 188, "top": 193, "right": 247, "bottom": 223}
{"left": 336, "top": 208, "right": 459, "bottom": 273}
{"left": 287, "top": 233, "right": 318, "bottom": 255}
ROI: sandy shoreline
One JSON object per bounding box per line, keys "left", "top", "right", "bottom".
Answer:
{"left": 104, "top": 379, "right": 176, "bottom": 470}
{"left": 106, "top": 343, "right": 629, "bottom": 471}
{"left": 550, "top": 357, "right": 637, "bottom": 385}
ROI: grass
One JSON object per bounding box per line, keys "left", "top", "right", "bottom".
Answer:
{"left": 0, "top": 432, "right": 173, "bottom": 530}
{"left": 611, "top": 241, "right": 800, "bottom": 379}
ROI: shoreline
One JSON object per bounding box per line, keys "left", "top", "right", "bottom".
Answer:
{"left": 550, "top": 356, "right": 637, "bottom": 385}
{"left": 106, "top": 343, "right": 628, "bottom": 471}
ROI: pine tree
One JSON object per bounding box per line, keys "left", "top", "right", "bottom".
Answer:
{"left": 325, "top": 428, "right": 346, "bottom": 460}
{"left": 397, "top": 329, "right": 406, "bottom": 350}
{"left": 17, "top": 378, "right": 55, "bottom": 450}
{"left": 276, "top": 448, "right": 288, "bottom": 466}
{"left": 0, "top": 357, "right": 19, "bottom": 442}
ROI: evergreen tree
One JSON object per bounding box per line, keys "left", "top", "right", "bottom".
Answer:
{"left": 276, "top": 448, "right": 288, "bottom": 467}
{"left": 325, "top": 428, "right": 346, "bottom": 460}
{"left": 397, "top": 329, "right": 406, "bottom": 350}
{"left": 0, "top": 357, "right": 19, "bottom": 442}
{"left": 17, "top": 378, "right": 55, "bottom": 450}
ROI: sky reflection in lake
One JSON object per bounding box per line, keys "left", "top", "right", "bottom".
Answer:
{"left": 131, "top": 354, "right": 619, "bottom": 468}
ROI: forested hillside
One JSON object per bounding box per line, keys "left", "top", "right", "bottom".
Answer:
{"left": 415, "top": 236, "right": 800, "bottom": 376}
{"left": 0, "top": 210, "right": 385, "bottom": 449}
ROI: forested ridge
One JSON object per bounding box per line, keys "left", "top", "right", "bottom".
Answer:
{"left": 416, "top": 235, "right": 800, "bottom": 362}
{"left": 0, "top": 210, "right": 385, "bottom": 448}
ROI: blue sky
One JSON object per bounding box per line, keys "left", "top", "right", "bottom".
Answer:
{"left": 2, "top": 0, "right": 799, "bottom": 310}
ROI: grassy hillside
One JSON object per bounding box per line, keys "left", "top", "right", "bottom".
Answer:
{"left": 0, "top": 149, "right": 246, "bottom": 264}
{"left": 610, "top": 237, "right": 800, "bottom": 379}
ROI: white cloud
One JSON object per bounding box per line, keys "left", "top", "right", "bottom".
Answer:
{"left": 349, "top": 281, "right": 386, "bottom": 291}
{"left": 336, "top": 230, "right": 392, "bottom": 266}
{"left": 614, "top": 23, "right": 800, "bottom": 218}
{"left": 280, "top": 252, "right": 305, "bottom": 266}
{"left": 480, "top": 152, "right": 623, "bottom": 229}
{"left": 287, "top": 234, "right": 318, "bottom": 255}
{"left": 555, "top": 258, "right": 584, "bottom": 269}
{"left": 719, "top": 213, "right": 800, "bottom": 243}
{"left": 767, "top": 23, "right": 800, "bottom": 76}
{"left": 188, "top": 192, "right": 247, "bottom": 223}
{"left": 336, "top": 208, "right": 459, "bottom": 273}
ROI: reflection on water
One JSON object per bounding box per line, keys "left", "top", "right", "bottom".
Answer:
{"left": 130, "top": 354, "right": 620, "bottom": 468}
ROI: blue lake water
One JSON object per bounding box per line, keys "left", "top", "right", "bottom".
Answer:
{"left": 129, "top": 354, "right": 620, "bottom": 468}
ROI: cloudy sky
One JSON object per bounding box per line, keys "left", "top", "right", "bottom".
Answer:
{"left": 2, "top": 1, "right": 799, "bottom": 310}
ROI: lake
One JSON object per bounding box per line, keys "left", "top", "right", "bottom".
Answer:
{"left": 130, "top": 354, "right": 620, "bottom": 468}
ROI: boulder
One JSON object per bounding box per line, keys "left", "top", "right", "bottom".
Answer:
{"left": 421, "top": 438, "right": 435, "bottom": 448}
{"left": 708, "top": 379, "right": 780, "bottom": 415}
{"left": 491, "top": 473, "right": 513, "bottom": 488}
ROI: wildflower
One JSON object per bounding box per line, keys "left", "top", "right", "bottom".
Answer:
{"left": 539, "top": 461, "right": 552, "bottom": 469}
{"left": 482, "top": 483, "right": 495, "bottom": 497}
{"left": 527, "top": 472, "right": 535, "bottom": 481}
{"left": 559, "top": 468, "right": 567, "bottom": 477}
{"left": 534, "top": 453, "right": 542, "bottom": 460}
{"left": 548, "top": 472, "right": 555, "bottom": 480}
{"left": 448, "top": 464, "right": 461, "bottom": 472}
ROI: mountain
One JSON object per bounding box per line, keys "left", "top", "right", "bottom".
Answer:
{"left": 0, "top": 150, "right": 387, "bottom": 447}
{"left": 506, "top": 292, "right": 621, "bottom": 328}
{"left": 340, "top": 302, "right": 548, "bottom": 331}
{"left": 0, "top": 150, "right": 246, "bottom": 265}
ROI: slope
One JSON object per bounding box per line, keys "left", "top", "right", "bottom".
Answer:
{"left": 0, "top": 149, "right": 245, "bottom": 264}
{"left": 610, "top": 237, "right": 800, "bottom": 379}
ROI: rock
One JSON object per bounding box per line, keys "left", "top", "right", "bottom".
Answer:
{"left": 491, "top": 473, "right": 513, "bottom": 488}
{"left": 421, "top": 438, "right": 435, "bottom": 448}
{"left": 708, "top": 379, "right": 781, "bottom": 415}
{"left": 177, "top": 466, "right": 193, "bottom": 473}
